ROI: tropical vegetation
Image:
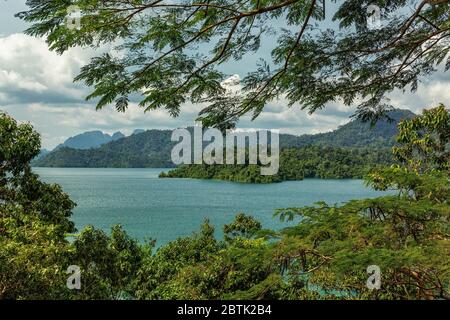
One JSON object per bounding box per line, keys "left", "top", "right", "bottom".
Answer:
{"left": 1, "top": 105, "right": 448, "bottom": 300}
{"left": 160, "top": 146, "right": 394, "bottom": 183}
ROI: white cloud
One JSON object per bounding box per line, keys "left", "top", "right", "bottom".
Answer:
{"left": 0, "top": 69, "right": 48, "bottom": 92}
{"left": 388, "top": 80, "right": 450, "bottom": 113}
{"left": 4, "top": 101, "right": 203, "bottom": 149}
{"left": 0, "top": 32, "right": 448, "bottom": 150}
{"left": 0, "top": 33, "right": 94, "bottom": 104}
{"left": 221, "top": 74, "right": 241, "bottom": 95}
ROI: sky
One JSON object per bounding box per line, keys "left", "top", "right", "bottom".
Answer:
{"left": 0, "top": 1, "right": 449, "bottom": 149}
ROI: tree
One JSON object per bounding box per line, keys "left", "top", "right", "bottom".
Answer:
{"left": 133, "top": 219, "right": 222, "bottom": 299}
{"left": 0, "top": 111, "right": 75, "bottom": 299}
{"left": 393, "top": 103, "right": 450, "bottom": 173}
{"left": 275, "top": 105, "right": 449, "bottom": 299}
{"left": 275, "top": 172, "right": 449, "bottom": 299}
{"left": 17, "top": 0, "right": 450, "bottom": 128}
{"left": 0, "top": 111, "right": 144, "bottom": 300}
{"left": 223, "top": 213, "right": 262, "bottom": 242}
{"left": 161, "top": 145, "right": 395, "bottom": 183}
{"left": 70, "top": 225, "right": 144, "bottom": 299}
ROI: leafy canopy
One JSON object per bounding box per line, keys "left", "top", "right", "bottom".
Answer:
{"left": 1, "top": 112, "right": 74, "bottom": 298}
{"left": 0, "top": 112, "right": 144, "bottom": 299}
{"left": 17, "top": 0, "right": 450, "bottom": 128}
{"left": 393, "top": 103, "right": 450, "bottom": 173}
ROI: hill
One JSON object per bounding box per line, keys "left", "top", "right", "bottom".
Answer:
{"left": 160, "top": 146, "right": 394, "bottom": 183}
{"left": 54, "top": 130, "right": 125, "bottom": 150}
{"left": 35, "top": 129, "right": 176, "bottom": 168}
{"left": 279, "top": 109, "right": 415, "bottom": 148}
{"left": 33, "top": 109, "right": 415, "bottom": 168}
{"left": 34, "top": 149, "right": 50, "bottom": 161}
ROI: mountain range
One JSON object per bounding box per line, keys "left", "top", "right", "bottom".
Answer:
{"left": 279, "top": 109, "right": 415, "bottom": 148}
{"left": 54, "top": 130, "right": 125, "bottom": 150}
{"left": 33, "top": 109, "right": 415, "bottom": 168}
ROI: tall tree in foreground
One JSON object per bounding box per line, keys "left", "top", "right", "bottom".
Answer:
{"left": 393, "top": 103, "right": 450, "bottom": 173}
{"left": 18, "top": 0, "right": 450, "bottom": 127}
{"left": 0, "top": 112, "right": 75, "bottom": 298}
{"left": 273, "top": 105, "right": 449, "bottom": 299}
{"left": 0, "top": 112, "right": 144, "bottom": 299}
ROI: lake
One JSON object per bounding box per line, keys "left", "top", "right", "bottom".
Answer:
{"left": 33, "top": 167, "right": 389, "bottom": 246}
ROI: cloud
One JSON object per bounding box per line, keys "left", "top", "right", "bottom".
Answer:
{"left": 237, "top": 99, "right": 353, "bottom": 135}
{"left": 0, "top": 33, "right": 92, "bottom": 104}
{"left": 3, "top": 101, "right": 205, "bottom": 149}
{"left": 0, "top": 32, "right": 448, "bottom": 150}
{"left": 389, "top": 80, "right": 450, "bottom": 113}
{"left": 26, "top": 102, "right": 201, "bottom": 129}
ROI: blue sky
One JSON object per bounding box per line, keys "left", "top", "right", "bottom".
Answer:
{"left": 0, "top": 1, "right": 448, "bottom": 149}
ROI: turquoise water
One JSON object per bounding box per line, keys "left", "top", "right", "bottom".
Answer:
{"left": 33, "top": 168, "right": 389, "bottom": 246}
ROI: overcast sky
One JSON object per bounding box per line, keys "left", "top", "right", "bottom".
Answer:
{"left": 0, "top": 1, "right": 448, "bottom": 149}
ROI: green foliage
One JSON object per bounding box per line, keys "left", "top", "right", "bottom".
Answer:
{"left": 1, "top": 107, "right": 449, "bottom": 300}
{"left": 17, "top": 1, "right": 449, "bottom": 127}
{"left": 70, "top": 225, "right": 143, "bottom": 299}
{"left": 0, "top": 112, "right": 143, "bottom": 299}
{"left": 223, "top": 213, "right": 262, "bottom": 243}
{"left": 160, "top": 163, "right": 283, "bottom": 183}
{"left": 133, "top": 220, "right": 222, "bottom": 299}
{"left": 0, "top": 112, "right": 74, "bottom": 299}
{"left": 275, "top": 179, "right": 449, "bottom": 299}
{"left": 161, "top": 146, "right": 394, "bottom": 183}
{"left": 393, "top": 104, "right": 450, "bottom": 173}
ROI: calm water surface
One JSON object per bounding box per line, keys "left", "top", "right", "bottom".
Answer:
{"left": 34, "top": 167, "right": 389, "bottom": 245}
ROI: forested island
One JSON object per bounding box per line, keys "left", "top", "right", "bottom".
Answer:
{"left": 160, "top": 146, "right": 394, "bottom": 183}
{"left": 32, "top": 109, "right": 412, "bottom": 184}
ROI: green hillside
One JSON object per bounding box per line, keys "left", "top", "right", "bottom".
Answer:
{"left": 34, "top": 129, "right": 177, "bottom": 168}
{"left": 160, "top": 146, "right": 394, "bottom": 183}
{"left": 279, "top": 109, "right": 415, "bottom": 148}
{"left": 33, "top": 109, "right": 415, "bottom": 168}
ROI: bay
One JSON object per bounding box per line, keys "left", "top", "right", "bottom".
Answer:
{"left": 33, "top": 167, "right": 389, "bottom": 246}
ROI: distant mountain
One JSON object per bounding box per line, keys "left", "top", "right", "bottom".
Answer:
{"left": 34, "top": 149, "right": 50, "bottom": 161}
{"left": 33, "top": 109, "right": 416, "bottom": 168}
{"left": 54, "top": 130, "right": 125, "bottom": 150}
{"left": 112, "top": 131, "right": 125, "bottom": 141}
{"left": 132, "top": 129, "right": 145, "bottom": 135}
{"left": 280, "top": 109, "right": 415, "bottom": 148}
{"left": 35, "top": 129, "right": 176, "bottom": 168}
